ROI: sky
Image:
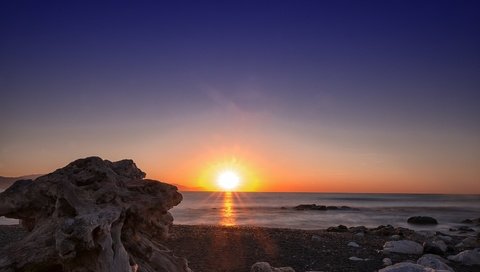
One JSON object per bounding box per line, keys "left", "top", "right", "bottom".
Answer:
{"left": 1, "top": 1, "right": 479, "bottom": 193}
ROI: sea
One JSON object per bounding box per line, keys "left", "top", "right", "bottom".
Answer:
{"left": 2, "top": 192, "right": 479, "bottom": 234}
{"left": 171, "top": 192, "right": 480, "bottom": 234}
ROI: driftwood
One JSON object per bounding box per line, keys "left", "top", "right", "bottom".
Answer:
{"left": 0, "top": 156, "right": 191, "bottom": 272}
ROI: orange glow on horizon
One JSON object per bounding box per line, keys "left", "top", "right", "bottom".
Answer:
{"left": 220, "top": 192, "right": 235, "bottom": 226}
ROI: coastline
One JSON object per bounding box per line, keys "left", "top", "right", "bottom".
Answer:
{"left": 2, "top": 224, "right": 477, "bottom": 272}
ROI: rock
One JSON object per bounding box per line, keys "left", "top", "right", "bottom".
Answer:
{"left": 347, "top": 241, "right": 360, "bottom": 247}
{"left": 371, "top": 225, "right": 396, "bottom": 236}
{"left": 455, "top": 236, "right": 480, "bottom": 248}
{"left": 383, "top": 240, "right": 424, "bottom": 255}
{"left": 354, "top": 232, "right": 365, "bottom": 237}
{"left": 250, "top": 262, "right": 295, "bottom": 272}
{"left": 311, "top": 235, "right": 321, "bottom": 242}
{"left": 437, "top": 235, "right": 452, "bottom": 243}
{"left": 383, "top": 257, "right": 392, "bottom": 266}
{"left": 423, "top": 240, "right": 448, "bottom": 255}
{"left": 379, "top": 262, "right": 430, "bottom": 272}
{"left": 0, "top": 157, "right": 191, "bottom": 272}
{"left": 293, "top": 204, "right": 326, "bottom": 211}
{"left": 417, "top": 254, "right": 454, "bottom": 272}
{"left": 408, "top": 216, "right": 438, "bottom": 225}
{"left": 348, "top": 256, "right": 364, "bottom": 261}
{"left": 462, "top": 219, "right": 474, "bottom": 224}
{"left": 390, "top": 235, "right": 401, "bottom": 240}
{"left": 458, "top": 226, "right": 474, "bottom": 232}
{"left": 448, "top": 248, "right": 480, "bottom": 266}
{"left": 326, "top": 225, "right": 348, "bottom": 232}
{"left": 349, "top": 226, "right": 368, "bottom": 233}
{"left": 416, "top": 230, "right": 437, "bottom": 238}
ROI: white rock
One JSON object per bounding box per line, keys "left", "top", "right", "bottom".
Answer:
{"left": 354, "top": 232, "right": 365, "bottom": 237}
{"left": 417, "top": 254, "right": 455, "bottom": 272}
{"left": 347, "top": 241, "right": 360, "bottom": 247}
{"left": 383, "top": 240, "right": 424, "bottom": 255}
{"left": 379, "top": 262, "right": 430, "bottom": 272}
{"left": 383, "top": 257, "right": 392, "bottom": 266}
{"left": 448, "top": 248, "right": 480, "bottom": 266}
{"left": 251, "top": 262, "right": 295, "bottom": 272}
{"left": 390, "top": 235, "right": 401, "bottom": 240}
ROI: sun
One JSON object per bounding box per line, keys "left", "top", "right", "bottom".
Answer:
{"left": 217, "top": 170, "right": 240, "bottom": 191}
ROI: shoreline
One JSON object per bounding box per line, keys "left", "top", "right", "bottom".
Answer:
{"left": 3, "top": 223, "right": 477, "bottom": 272}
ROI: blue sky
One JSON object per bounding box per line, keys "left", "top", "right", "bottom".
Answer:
{"left": 1, "top": 1, "right": 479, "bottom": 192}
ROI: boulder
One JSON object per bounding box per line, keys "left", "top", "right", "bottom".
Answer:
{"left": 437, "top": 235, "right": 452, "bottom": 243}
{"left": 417, "top": 254, "right": 454, "bottom": 272}
{"left": 250, "top": 262, "right": 295, "bottom": 272}
{"left": 383, "top": 240, "right": 424, "bottom": 255}
{"left": 457, "top": 226, "right": 474, "bottom": 232}
{"left": 349, "top": 226, "right": 368, "bottom": 233}
{"left": 347, "top": 241, "right": 360, "bottom": 248}
{"left": 0, "top": 156, "right": 191, "bottom": 272}
{"left": 423, "top": 240, "right": 448, "bottom": 255}
{"left": 293, "top": 204, "right": 326, "bottom": 211}
{"left": 448, "top": 248, "right": 480, "bottom": 266}
{"left": 379, "top": 262, "right": 430, "bottom": 272}
{"left": 371, "top": 225, "right": 396, "bottom": 236}
{"left": 382, "top": 257, "right": 392, "bottom": 266}
{"left": 408, "top": 216, "right": 438, "bottom": 225}
{"left": 326, "top": 225, "right": 348, "bottom": 232}
{"left": 458, "top": 237, "right": 480, "bottom": 248}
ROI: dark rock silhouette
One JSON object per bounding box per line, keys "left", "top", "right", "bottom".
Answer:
{"left": 407, "top": 216, "right": 438, "bottom": 225}
{"left": 293, "top": 204, "right": 352, "bottom": 211}
{"left": 0, "top": 156, "right": 191, "bottom": 272}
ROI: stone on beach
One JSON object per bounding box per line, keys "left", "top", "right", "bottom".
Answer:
{"left": 348, "top": 256, "right": 365, "bottom": 261}
{"left": 0, "top": 156, "right": 191, "bottom": 272}
{"left": 326, "top": 225, "right": 348, "bottom": 232}
{"left": 408, "top": 216, "right": 438, "bottom": 225}
{"left": 417, "top": 254, "right": 454, "bottom": 272}
{"left": 383, "top": 240, "right": 424, "bottom": 255}
{"left": 379, "top": 262, "right": 431, "bottom": 272}
{"left": 382, "top": 257, "right": 392, "bottom": 266}
{"left": 448, "top": 248, "right": 480, "bottom": 266}
{"left": 347, "top": 241, "right": 360, "bottom": 247}
{"left": 423, "top": 240, "right": 448, "bottom": 255}
{"left": 455, "top": 236, "right": 480, "bottom": 248}
{"left": 250, "top": 262, "right": 295, "bottom": 272}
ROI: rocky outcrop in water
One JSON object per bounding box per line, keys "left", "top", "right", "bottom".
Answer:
{"left": 0, "top": 156, "right": 191, "bottom": 272}
{"left": 407, "top": 216, "right": 438, "bottom": 225}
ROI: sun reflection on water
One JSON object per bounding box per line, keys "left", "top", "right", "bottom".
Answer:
{"left": 220, "top": 192, "right": 236, "bottom": 226}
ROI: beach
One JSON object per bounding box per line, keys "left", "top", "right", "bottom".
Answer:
{"left": 1, "top": 223, "right": 478, "bottom": 272}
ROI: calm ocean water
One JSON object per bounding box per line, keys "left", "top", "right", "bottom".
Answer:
{"left": 2, "top": 191, "right": 479, "bottom": 234}
{"left": 171, "top": 192, "right": 480, "bottom": 233}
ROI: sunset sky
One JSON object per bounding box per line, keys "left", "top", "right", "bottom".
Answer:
{"left": 1, "top": 1, "right": 479, "bottom": 193}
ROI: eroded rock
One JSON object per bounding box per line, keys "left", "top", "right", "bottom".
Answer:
{"left": 448, "top": 248, "right": 480, "bottom": 266}
{"left": 417, "top": 254, "right": 454, "bottom": 272}
{"left": 250, "top": 262, "right": 295, "bottom": 272}
{"left": 0, "top": 156, "right": 191, "bottom": 272}
{"left": 383, "top": 240, "right": 424, "bottom": 255}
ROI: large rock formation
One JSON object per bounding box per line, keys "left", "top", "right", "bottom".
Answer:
{"left": 0, "top": 156, "right": 191, "bottom": 272}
